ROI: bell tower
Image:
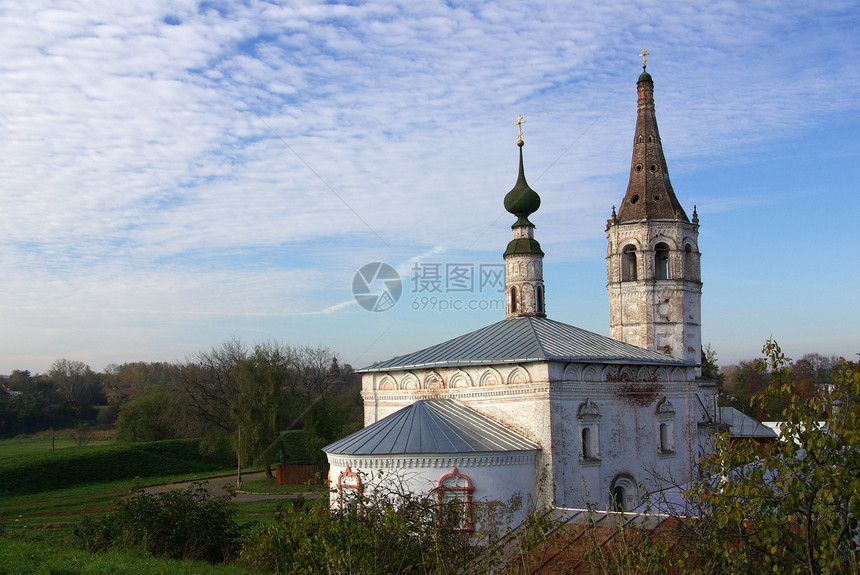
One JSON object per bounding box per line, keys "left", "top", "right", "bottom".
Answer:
{"left": 606, "top": 57, "right": 702, "bottom": 366}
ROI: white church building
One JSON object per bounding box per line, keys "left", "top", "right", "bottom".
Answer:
{"left": 324, "top": 65, "right": 719, "bottom": 528}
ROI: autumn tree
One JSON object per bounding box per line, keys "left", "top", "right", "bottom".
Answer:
{"left": 48, "top": 358, "right": 102, "bottom": 411}
{"left": 690, "top": 340, "right": 859, "bottom": 574}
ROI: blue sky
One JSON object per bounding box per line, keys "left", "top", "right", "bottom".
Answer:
{"left": 1, "top": 0, "right": 858, "bottom": 375}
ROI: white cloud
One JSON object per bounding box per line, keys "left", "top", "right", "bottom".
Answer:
{"left": 1, "top": 0, "right": 858, "bottom": 371}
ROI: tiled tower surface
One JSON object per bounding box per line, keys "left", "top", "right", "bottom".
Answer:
{"left": 606, "top": 68, "right": 702, "bottom": 367}
{"left": 504, "top": 139, "right": 546, "bottom": 319}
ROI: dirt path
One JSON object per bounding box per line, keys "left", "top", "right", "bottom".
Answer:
{"left": 144, "top": 471, "right": 325, "bottom": 503}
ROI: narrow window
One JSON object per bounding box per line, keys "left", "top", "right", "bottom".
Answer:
{"left": 659, "top": 423, "right": 669, "bottom": 452}
{"left": 510, "top": 287, "right": 518, "bottom": 313}
{"left": 622, "top": 246, "right": 637, "bottom": 281}
{"left": 655, "top": 243, "right": 669, "bottom": 280}
{"left": 536, "top": 286, "right": 544, "bottom": 312}
{"left": 581, "top": 427, "right": 591, "bottom": 459}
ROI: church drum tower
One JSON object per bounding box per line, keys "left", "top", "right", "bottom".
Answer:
{"left": 606, "top": 60, "right": 702, "bottom": 367}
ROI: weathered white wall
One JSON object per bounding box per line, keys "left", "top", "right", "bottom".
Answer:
{"left": 360, "top": 360, "right": 715, "bottom": 511}
{"left": 327, "top": 452, "right": 538, "bottom": 531}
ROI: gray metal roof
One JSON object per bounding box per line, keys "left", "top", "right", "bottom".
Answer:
{"left": 360, "top": 316, "right": 689, "bottom": 373}
{"left": 323, "top": 399, "right": 540, "bottom": 456}
{"left": 719, "top": 407, "right": 778, "bottom": 439}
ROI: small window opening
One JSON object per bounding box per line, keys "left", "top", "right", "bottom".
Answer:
{"left": 510, "top": 287, "right": 518, "bottom": 313}
{"left": 634, "top": 164, "right": 642, "bottom": 172}
{"left": 648, "top": 135, "right": 653, "bottom": 143}
{"left": 650, "top": 164, "right": 658, "bottom": 172}
{"left": 622, "top": 246, "right": 638, "bottom": 281}
{"left": 630, "top": 194, "right": 639, "bottom": 204}
{"left": 660, "top": 423, "right": 669, "bottom": 451}
{"left": 655, "top": 243, "right": 670, "bottom": 280}
{"left": 536, "top": 286, "right": 544, "bottom": 313}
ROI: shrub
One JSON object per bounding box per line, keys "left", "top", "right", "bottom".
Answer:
{"left": 239, "top": 492, "right": 478, "bottom": 574}
{"left": 75, "top": 483, "right": 242, "bottom": 564}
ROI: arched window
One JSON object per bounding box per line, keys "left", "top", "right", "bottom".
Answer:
{"left": 622, "top": 246, "right": 638, "bottom": 281}
{"left": 610, "top": 475, "right": 638, "bottom": 512}
{"left": 578, "top": 400, "right": 600, "bottom": 463}
{"left": 536, "top": 286, "right": 544, "bottom": 313}
{"left": 612, "top": 485, "right": 626, "bottom": 512}
{"left": 581, "top": 428, "right": 592, "bottom": 459}
{"left": 657, "top": 398, "right": 676, "bottom": 454}
{"left": 510, "top": 287, "right": 518, "bottom": 313}
{"left": 337, "top": 465, "right": 364, "bottom": 511}
{"left": 684, "top": 244, "right": 697, "bottom": 280}
{"left": 655, "top": 243, "right": 670, "bottom": 280}
{"left": 435, "top": 468, "right": 475, "bottom": 533}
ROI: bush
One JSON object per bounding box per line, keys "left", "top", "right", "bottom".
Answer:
{"left": 75, "top": 483, "right": 242, "bottom": 564}
{"left": 239, "top": 492, "right": 477, "bottom": 574}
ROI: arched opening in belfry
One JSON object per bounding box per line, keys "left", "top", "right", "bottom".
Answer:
{"left": 510, "top": 287, "right": 518, "bottom": 313}
{"left": 684, "top": 244, "right": 696, "bottom": 280}
{"left": 622, "top": 245, "right": 638, "bottom": 281}
{"left": 655, "top": 243, "right": 670, "bottom": 280}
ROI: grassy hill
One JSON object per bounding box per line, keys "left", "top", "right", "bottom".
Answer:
{"left": 0, "top": 438, "right": 234, "bottom": 496}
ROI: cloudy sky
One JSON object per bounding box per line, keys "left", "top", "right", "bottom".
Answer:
{"left": 1, "top": 0, "right": 858, "bottom": 375}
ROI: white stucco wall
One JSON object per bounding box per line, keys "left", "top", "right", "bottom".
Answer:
{"left": 327, "top": 451, "right": 539, "bottom": 531}
{"left": 359, "top": 360, "right": 716, "bottom": 512}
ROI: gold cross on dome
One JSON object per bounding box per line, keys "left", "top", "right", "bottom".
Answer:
{"left": 640, "top": 49, "right": 649, "bottom": 69}
{"left": 515, "top": 115, "right": 525, "bottom": 141}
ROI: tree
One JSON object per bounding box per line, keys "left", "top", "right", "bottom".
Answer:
{"left": 701, "top": 342, "right": 722, "bottom": 381}
{"left": 48, "top": 358, "right": 102, "bottom": 412}
{"left": 233, "top": 343, "right": 292, "bottom": 478}
{"left": 689, "top": 340, "right": 860, "bottom": 574}
{"left": 720, "top": 358, "right": 776, "bottom": 419}
{"left": 177, "top": 338, "right": 248, "bottom": 434}
{"left": 174, "top": 338, "right": 359, "bottom": 475}
{"left": 102, "top": 361, "right": 177, "bottom": 406}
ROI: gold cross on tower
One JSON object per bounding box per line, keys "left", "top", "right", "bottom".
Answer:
{"left": 515, "top": 114, "right": 525, "bottom": 142}
{"left": 640, "top": 49, "right": 649, "bottom": 70}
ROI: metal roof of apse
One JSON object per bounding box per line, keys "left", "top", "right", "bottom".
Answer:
{"left": 360, "top": 316, "right": 689, "bottom": 373}
{"left": 323, "top": 399, "right": 540, "bottom": 456}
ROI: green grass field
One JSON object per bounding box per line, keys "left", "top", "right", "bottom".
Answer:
{"left": 0, "top": 434, "right": 111, "bottom": 458}
{"left": 0, "top": 434, "right": 320, "bottom": 530}
{"left": 0, "top": 438, "right": 236, "bottom": 496}
{"left": 0, "top": 539, "right": 254, "bottom": 574}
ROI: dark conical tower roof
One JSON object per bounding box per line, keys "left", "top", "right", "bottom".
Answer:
{"left": 616, "top": 68, "right": 688, "bottom": 223}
